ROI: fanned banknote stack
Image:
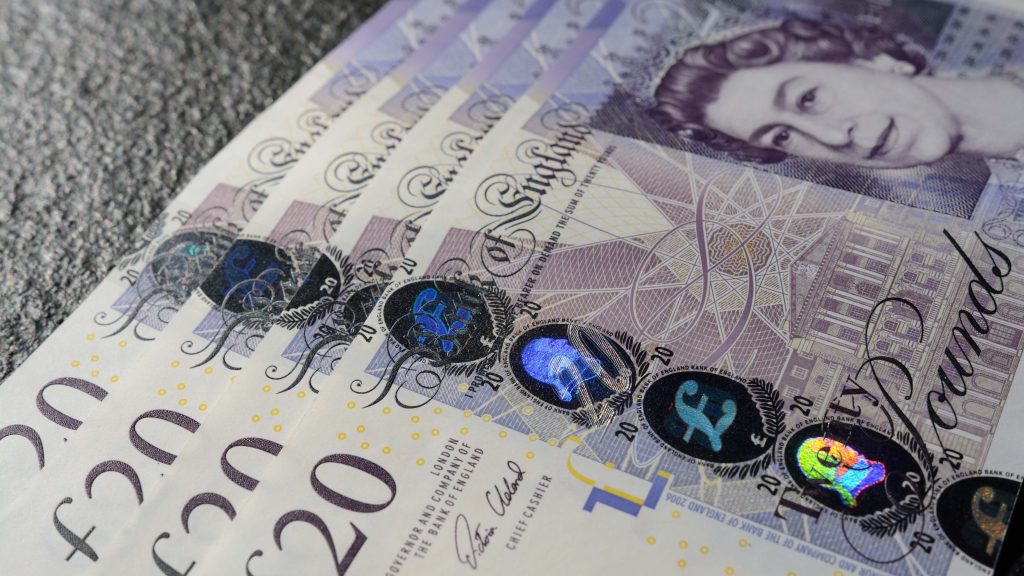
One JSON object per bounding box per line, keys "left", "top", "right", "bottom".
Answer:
{"left": 4, "top": 0, "right": 1024, "bottom": 574}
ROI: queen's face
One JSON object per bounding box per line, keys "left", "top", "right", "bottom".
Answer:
{"left": 704, "top": 61, "right": 961, "bottom": 169}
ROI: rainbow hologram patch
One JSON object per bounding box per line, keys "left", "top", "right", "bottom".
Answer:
{"left": 796, "top": 437, "right": 886, "bottom": 509}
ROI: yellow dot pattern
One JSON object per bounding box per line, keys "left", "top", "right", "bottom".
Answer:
{"left": 323, "top": 398, "right": 784, "bottom": 576}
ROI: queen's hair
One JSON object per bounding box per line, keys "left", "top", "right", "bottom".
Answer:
{"left": 651, "top": 17, "right": 927, "bottom": 163}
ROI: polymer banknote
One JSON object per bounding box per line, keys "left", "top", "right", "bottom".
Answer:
{"left": 0, "top": 0, "right": 450, "bottom": 507}
{"left": 188, "top": 0, "right": 1024, "bottom": 574}
{"left": 85, "top": 2, "right": 607, "bottom": 573}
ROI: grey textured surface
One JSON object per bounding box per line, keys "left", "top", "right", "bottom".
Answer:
{"left": 0, "top": 0, "right": 387, "bottom": 382}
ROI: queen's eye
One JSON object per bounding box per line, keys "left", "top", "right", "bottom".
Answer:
{"left": 772, "top": 128, "right": 792, "bottom": 148}
{"left": 798, "top": 88, "right": 817, "bottom": 111}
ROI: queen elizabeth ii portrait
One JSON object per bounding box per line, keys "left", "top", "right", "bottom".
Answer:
{"left": 639, "top": 15, "right": 1024, "bottom": 217}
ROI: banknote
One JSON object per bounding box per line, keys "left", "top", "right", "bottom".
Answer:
{"left": 0, "top": 0, "right": 521, "bottom": 570}
{"left": 188, "top": 0, "right": 1024, "bottom": 574}
{"left": 0, "top": 0, "right": 449, "bottom": 504}
{"left": 85, "top": 3, "right": 609, "bottom": 573}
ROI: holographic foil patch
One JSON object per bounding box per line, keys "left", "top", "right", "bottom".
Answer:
{"left": 783, "top": 422, "right": 924, "bottom": 517}
{"left": 935, "top": 474, "right": 1020, "bottom": 568}
{"left": 640, "top": 370, "right": 773, "bottom": 465}
{"left": 508, "top": 323, "right": 636, "bottom": 411}
{"left": 199, "top": 240, "right": 294, "bottom": 314}
{"left": 412, "top": 287, "right": 473, "bottom": 354}
{"left": 381, "top": 279, "right": 497, "bottom": 364}
{"left": 520, "top": 337, "right": 604, "bottom": 402}
{"left": 795, "top": 437, "right": 886, "bottom": 509}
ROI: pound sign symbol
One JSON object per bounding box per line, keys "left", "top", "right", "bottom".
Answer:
{"left": 749, "top": 433, "right": 769, "bottom": 448}
{"left": 674, "top": 379, "right": 736, "bottom": 453}
{"left": 971, "top": 486, "right": 1009, "bottom": 556}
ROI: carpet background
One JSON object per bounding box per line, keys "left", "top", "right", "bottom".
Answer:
{"left": 0, "top": 0, "right": 387, "bottom": 382}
